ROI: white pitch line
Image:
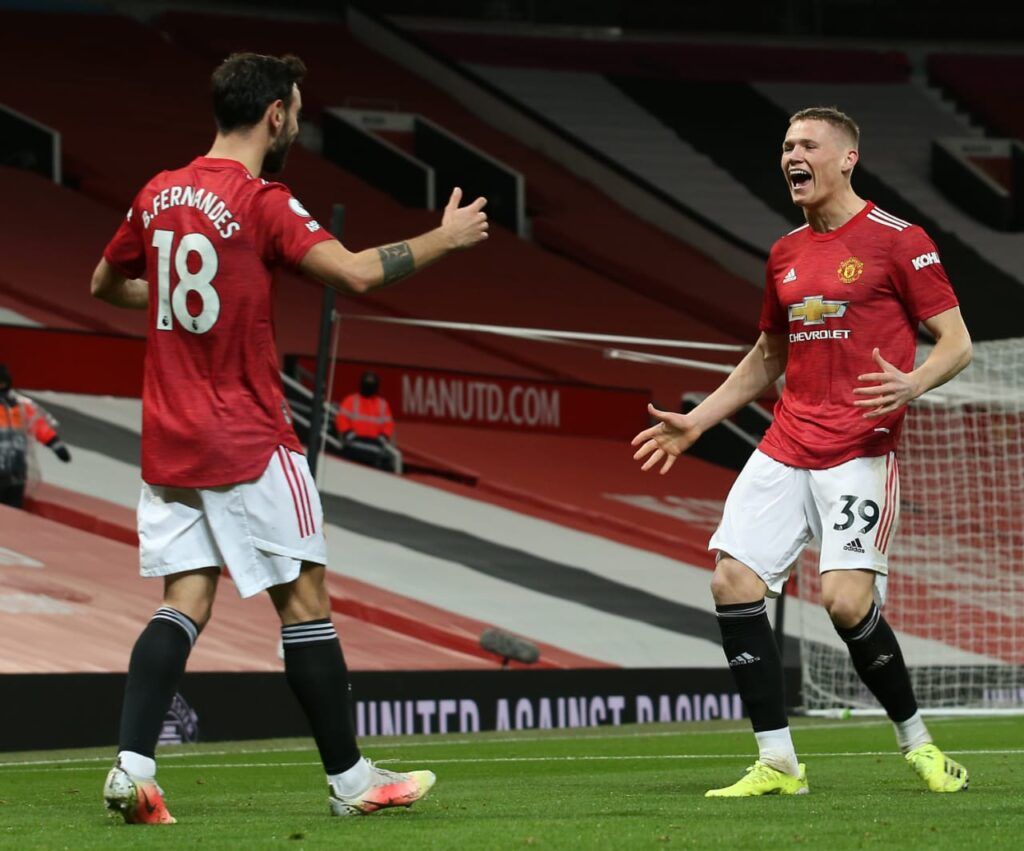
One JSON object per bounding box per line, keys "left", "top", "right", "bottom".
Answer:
{"left": 0, "top": 721, "right": 895, "bottom": 768}
{"left": 2, "top": 749, "right": 1021, "bottom": 774}
{"left": 346, "top": 719, "right": 896, "bottom": 747}
{"left": 0, "top": 715, "right": 1007, "bottom": 770}
{"left": 401, "top": 748, "right": 1024, "bottom": 765}
{"left": 0, "top": 745, "right": 313, "bottom": 769}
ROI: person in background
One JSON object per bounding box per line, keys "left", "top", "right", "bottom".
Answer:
{"left": 334, "top": 371, "right": 401, "bottom": 473}
{"left": 0, "top": 364, "right": 72, "bottom": 508}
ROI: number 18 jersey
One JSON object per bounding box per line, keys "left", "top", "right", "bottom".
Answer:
{"left": 103, "top": 157, "right": 334, "bottom": 487}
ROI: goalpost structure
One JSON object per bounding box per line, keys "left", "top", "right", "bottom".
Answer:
{"left": 300, "top": 312, "right": 1022, "bottom": 714}
{"left": 799, "top": 337, "right": 1024, "bottom": 714}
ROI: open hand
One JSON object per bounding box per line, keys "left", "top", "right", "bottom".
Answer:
{"left": 853, "top": 347, "right": 920, "bottom": 419}
{"left": 630, "top": 403, "right": 703, "bottom": 475}
{"left": 441, "top": 187, "right": 488, "bottom": 249}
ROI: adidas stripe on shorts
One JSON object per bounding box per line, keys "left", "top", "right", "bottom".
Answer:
{"left": 709, "top": 449, "right": 899, "bottom": 603}
{"left": 138, "top": 446, "right": 327, "bottom": 598}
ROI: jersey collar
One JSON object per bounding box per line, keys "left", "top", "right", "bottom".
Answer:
{"left": 806, "top": 200, "right": 874, "bottom": 242}
{"left": 191, "top": 156, "right": 255, "bottom": 179}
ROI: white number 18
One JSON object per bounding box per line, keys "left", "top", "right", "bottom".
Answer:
{"left": 152, "top": 229, "right": 221, "bottom": 334}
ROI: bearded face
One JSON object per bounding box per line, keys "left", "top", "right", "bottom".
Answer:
{"left": 263, "top": 121, "right": 297, "bottom": 174}
{"left": 263, "top": 86, "right": 301, "bottom": 175}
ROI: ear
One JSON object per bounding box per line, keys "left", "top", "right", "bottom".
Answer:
{"left": 843, "top": 147, "right": 859, "bottom": 176}
{"left": 266, "top": 98, "right": 286, "bottom": 133}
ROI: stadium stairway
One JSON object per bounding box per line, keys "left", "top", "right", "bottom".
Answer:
{"left": 412, "top": 29, "right": 1024, "bottom": 341}
{"left": 466, "top": 64, "right": 793, "bottom": 254}
{"left": 406, "top": 30, "right": 897, "bottom": 261}
{"left": 928, "top": 54, "right": 1024, "bottom": 141}
{"left": 18, "top": 389, "right": 1008, "bottom": 671}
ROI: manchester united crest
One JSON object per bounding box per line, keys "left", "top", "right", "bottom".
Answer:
{"left": 837, "top": 256, "right": 864, "bottom": 284}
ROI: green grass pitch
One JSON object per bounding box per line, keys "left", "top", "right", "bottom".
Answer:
{"left": 1, "top": 716, "right": 1021, "bottom": 849}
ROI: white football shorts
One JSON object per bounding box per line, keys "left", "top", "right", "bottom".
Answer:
{"left": 708, "top": 449, "right": 899, "bottom": 603}
{"left": 138, "top": 446, "right": 327, "bottom": 598}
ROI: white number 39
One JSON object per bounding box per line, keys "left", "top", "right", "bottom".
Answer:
{"left": 152, "top": 229, "right": 221, "bottom": 334}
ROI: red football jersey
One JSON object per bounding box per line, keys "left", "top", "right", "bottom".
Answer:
{"left": 103, "top": 157, "right": 334, "bottom": 487}
{"left": 758, "top": 201, "right": 959, "bottom": 469}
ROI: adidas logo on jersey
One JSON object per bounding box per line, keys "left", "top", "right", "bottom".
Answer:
{"left": 843, "top": 538, "right": 866, "bottom": 553}
{"left": 728, "top": 652, "right": 760, "bottom": 667}
{"left": 782, "top": 267, "right": 797, "bottom": 283}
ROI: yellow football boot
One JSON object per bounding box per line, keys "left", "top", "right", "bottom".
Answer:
{"left": 906, "top": 744, "right": 969, "bottom": 792}
{"left": 705, "top": 761, "right": 808, "bottom": 797}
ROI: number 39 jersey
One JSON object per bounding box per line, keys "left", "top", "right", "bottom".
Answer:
{"left": 103, "top": 157, "right": 334, "bottom": 487}
{"left": 757, "top": 201, "right": 959, "bottom": 470}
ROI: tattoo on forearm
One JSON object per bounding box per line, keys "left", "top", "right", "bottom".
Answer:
{"left": 377, "top": 242, "right": 415, "bottom": 284}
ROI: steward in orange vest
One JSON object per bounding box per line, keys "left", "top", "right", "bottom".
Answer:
{"left": 0, "top": 364, "right": 72, "bottom": 507}
{"left": 334, "top": 371, "right": 399, "bottom": 473}
{"left": 335, "top": 372, "right": 394, "bottom": 441}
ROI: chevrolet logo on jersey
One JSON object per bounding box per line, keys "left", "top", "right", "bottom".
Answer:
{"left": 788, "top": 296, "right": 849, "bottom": 326}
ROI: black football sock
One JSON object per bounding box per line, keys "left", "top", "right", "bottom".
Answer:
{"left": 282, "top": 619, "right": 361, "bottom": 775}
{"left": 716, "top": 600, "right": 788, "bottom": 732}
{"left": 118, "top": 607, "right": 199, "bottom": 759}
{"left": 836, "top": 603, "right": 918, "bottom": 723}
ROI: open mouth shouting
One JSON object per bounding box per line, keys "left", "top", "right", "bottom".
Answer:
{"left": 788, "top": 168, "right": 812, "bottom": 192}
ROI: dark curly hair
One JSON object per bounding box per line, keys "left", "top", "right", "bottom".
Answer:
{"left": 211, "top": 52, "right": 307, "bottom": 133}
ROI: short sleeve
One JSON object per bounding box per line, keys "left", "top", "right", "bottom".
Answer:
{"left": 103, "top": 206, "right": 146, "bottom": 279}
{"left": 758, "top": 253, "right": 787, "bottom": 334}
{"left": 890, "top": 227, "right": 959, "bottom": 323}
{"left": 251, "top": 183, "right": 335, "bottom": 268}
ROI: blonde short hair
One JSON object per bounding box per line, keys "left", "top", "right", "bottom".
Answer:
{"left": 789, "top": 106, "right": 860, "bottom": 148}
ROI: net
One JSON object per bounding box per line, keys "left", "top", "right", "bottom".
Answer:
{"left": 799, "top": 337, "right": 1024, "bottom": 712}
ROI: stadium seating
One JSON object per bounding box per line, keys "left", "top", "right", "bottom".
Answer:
{"left": 2, "top": 8, "right": 1013, "bottom": 735}
{"left": 0, "top": 9, "right": 766, "bottom": 675}
{"left": 421, "top": 30, "right": 1024, "bottom": 339}
{"left": 0, "top": 11, "right": 748, "bottom": 391}
{"left": 7, "top": 10, "right": 1001, "bottom": 679}
{"left": 411, "top": 32, "right": 911, "bottom": 83}
{"left": 928, "top": 54, "right": 1024, "bottom": 141}
{"left": 23, "top": 389, "right": 1001, "bottom": 672}
{"left": 0, "top": 10, "right": 763, "bottom": 623}
{"left": 25, "top": 390, "right": 741, "bottom": 669}
{"left": 156, "top": 11, "right": 764, "bottom": 339}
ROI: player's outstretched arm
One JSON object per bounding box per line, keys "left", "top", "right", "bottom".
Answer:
{"left": 631, "top": 332, "right": 787, "bottom": 474}
{"left": 300, "top": 187, "right": 488, "bottom": 294}
{"left": 90, "top": 258, "right": 148, "bottom": 309}
{"left": 853, "top": 306, "right": 972, "bottom": 418}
